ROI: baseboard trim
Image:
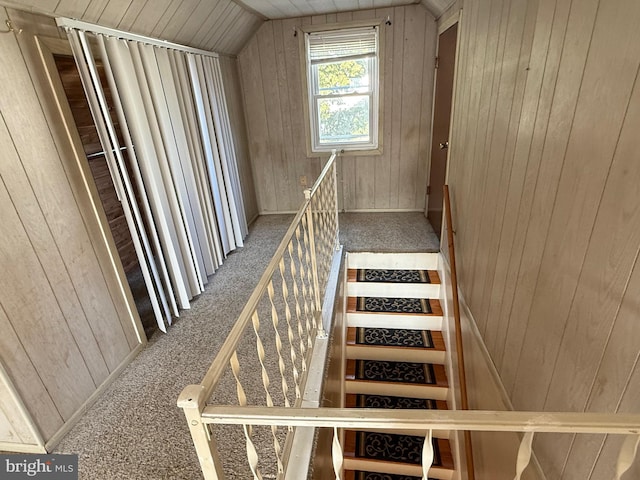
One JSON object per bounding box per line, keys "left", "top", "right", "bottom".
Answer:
{"left": 44, "top": 343, "right": 145, "bottom": 452}
{"left": 0, "top": 441, "right": 47, "bottom": 454}
{"left": 341, "top": 208, "right": 425, "bottom": 213}
{"left": 259, "top": 210, "right": 298, "bottom": 215}
{"left": 247, "top": 212, "right": 260, "bottom": 227}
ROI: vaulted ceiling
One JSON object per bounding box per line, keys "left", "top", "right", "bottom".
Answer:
{"left": 239, "top": 0, "right": 454, "bottom": 19}
{"left": 1, "top": 0, "right": 454, "bottom": 54}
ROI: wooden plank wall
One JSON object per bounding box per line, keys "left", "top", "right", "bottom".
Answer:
{"left": 446, "top": 0, "right": 640, "bottom": 477}
{"left": 0, "top": 8, "right": 259, "bottom": 450}
{"left": 439, "top": 256, "right": 545, "bottom": 480}
{"left": 219, "top": 55, "right": 259, "bottom": 224}
{"left": 237, "top": 4, "right": 437, "bottom": 213}
{"left": 0, "top": 0, "right": 264, "bottom": 55}
{"left": 0, "top": 8, "right": 145, "bottom": 448}
{"left": 0, "top": 8, "right": 261, "bottom": 449}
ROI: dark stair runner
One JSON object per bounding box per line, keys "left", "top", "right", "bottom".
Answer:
{"left": 345, "top": 267, "right": 453, "bottom": 478}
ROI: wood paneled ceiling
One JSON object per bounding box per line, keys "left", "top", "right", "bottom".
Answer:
{"left": 1, "top": 0, "right": 454, "bottom": 54}
{"left": 1, "top": 0, "right": 264, "bottom": 54}
{"left": 240, "top": 0, "right": 454, "bottom": 19}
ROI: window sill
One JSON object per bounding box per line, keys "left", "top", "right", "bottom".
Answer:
{"left": 307, "top": 146, "right": 382, "bottom": 157}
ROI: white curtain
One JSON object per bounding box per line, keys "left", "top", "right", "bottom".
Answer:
{"left": 64, "top": 28, "right": 247, "bottom": 332}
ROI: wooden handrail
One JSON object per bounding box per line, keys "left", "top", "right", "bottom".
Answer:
{"left": 443, "top": 184, "right": 475, "bottom": 480}
{"left": 198, "top": 406, "right": 640, "bottom": 434}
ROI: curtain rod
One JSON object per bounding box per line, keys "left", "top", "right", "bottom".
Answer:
{"left": 55, "top": 17, "right": 219, "bottom": 58}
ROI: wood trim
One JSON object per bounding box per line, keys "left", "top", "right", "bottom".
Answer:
{"left": 32, "top": 35, "right": 146, "bottom": 347}
{"left": 438, "top": 6, "right": 460, "bottom": 34}
{"left": 44, "top": 343, "right": 144, "bottom": 452}
{"left": 0, "top": 361, "right": 45, "bottom": 450}
{"left": 200, "top": 406, "right": 640, "bottom": 435}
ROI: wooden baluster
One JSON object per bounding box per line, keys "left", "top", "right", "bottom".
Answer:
{"left": 332, "top": 427, "right": 343, "bottom": 480}
{"left": 422, "top": 429, "right": 434, "bottom": 480}
{"left": 267, "top": 280, "right": 290, "bottom": 408}
{"left": 250, "top": 309, "right": 284, "bottom": 473}
{"left": 315, "top": 183, "right": 329, "bottom": 290}
{"left": 229, "top": 352, "right": 263, "bottom": 480}
{"left": 615, "top": 434, "right": 640, "bottom": 480}
{"left": 513, "top": 432, "right": 534, "bottom": 480}
{"left": 287, "top": 238, "right": 308, "bottom": 374}
{"left": 279, "top": 256, "right": 301, "bottom": 400}
{"left": 243, "top": 424, "right": 263, "bottom": 480}
{"left": 303, "top": 194, "right": 323, "bottom": 335}
{"left": 251, "top": 311, "right": 274, "bottom": 408}
{"left": 295, "top": 220, "right": 314, "bottom": 350}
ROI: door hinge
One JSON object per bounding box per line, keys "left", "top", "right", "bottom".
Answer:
{"left": 435, "top": 56, "right": 439, "bottom": 69}
{"left": 427, "top": 185, "right": 431, "bottom": 195}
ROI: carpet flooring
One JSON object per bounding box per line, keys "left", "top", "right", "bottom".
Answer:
{"left": 50, "top": 212, "right": 439, "bottom": 479}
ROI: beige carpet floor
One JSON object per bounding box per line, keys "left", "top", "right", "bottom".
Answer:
{"left": 51, "top": 212, "right": 439, "bottom": 479}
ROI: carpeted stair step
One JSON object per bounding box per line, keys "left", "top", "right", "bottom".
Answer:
{"left": 346, "top": 327, "right": 446, "bottom": 364}
{"left": 345, "top": 359, "right": 448, "bottom": 400}
{"left": 344, "top": 470, "right": 439, "bottom": 480}
{"left": 347, "top": 268, "right": 441, "bottom": 299}
{"left": 346, "top": 297, "right": 444, "bottom": 331}
{"left": 343, "top": 430, "right": 454, "bottom": 480}
{"left": 345, "top": 393, "right": 448, "bottom": 411}
{"left": 345, "top": 393, "right": 450, "bottom": 439}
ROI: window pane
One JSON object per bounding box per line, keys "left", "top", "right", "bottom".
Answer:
{"left": 317, "top": 96, "right": 370, "bottom": 144}
{"left": 316, "top": 59, "right": 370, "bottom": 96}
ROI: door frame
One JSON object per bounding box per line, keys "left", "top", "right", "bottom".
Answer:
{"left": 32, "top": 35, "right": 145, "bottom": 344}
{"left": 425, "top": 8, "right": 464, "bottom": 239}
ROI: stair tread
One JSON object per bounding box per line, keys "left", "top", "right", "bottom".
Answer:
{"left": 344, "top": 430, "right": 454, "bottom": 470}
{"left": 347, "top": 297, "right": 443, "bottom": 316}
{"left": 347, "top": 268, "right": 441, "bottom": 284}
{"left": 344, "top": 470, "right": 438, "bottom": 480}
{"left": 347, "top": 327, "right": 446, "bottom": 351}
{"left": 345, "top": 394, "right": 448, "bottom": 410}
{"left": 346, "top": 360, "right": 448, "bottom": 387}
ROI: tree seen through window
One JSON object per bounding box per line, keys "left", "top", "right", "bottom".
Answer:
{"left": 317, "top": 59, "right": 370, "bottom": 143}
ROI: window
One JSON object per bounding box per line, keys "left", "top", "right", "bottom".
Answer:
{"left": 304, "top": 25, "right": 380, "bottom": 153}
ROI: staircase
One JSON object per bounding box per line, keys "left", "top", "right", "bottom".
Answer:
{"left": 341, "top": 252, "right": 457, "bottom": 480}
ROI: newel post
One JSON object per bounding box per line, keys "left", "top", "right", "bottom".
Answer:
{"left": 304, "top": 188, "right": 325, "bottom": 337}
{"left": 178, "top": 385, "right": 226, "bottom": 480}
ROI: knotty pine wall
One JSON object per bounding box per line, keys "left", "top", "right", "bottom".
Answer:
{"left": 0, "top": 8, "right": 257, "bottom": 450}
{"left": 445, "top": 0, "right": 640, "bottom": 477}
{"left": 238, "top": 4, "right": 437, "bottom": 213}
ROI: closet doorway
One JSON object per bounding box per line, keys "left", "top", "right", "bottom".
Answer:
{"left": 427, "top": 22, "right": 458, "bottom": 240}
{"left": 54, "top": 54, "right": 156, "bottom": 338}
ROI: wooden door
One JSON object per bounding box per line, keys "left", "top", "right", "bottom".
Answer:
{"left": 427, "top": 24, "right": 457, "bottom": 239}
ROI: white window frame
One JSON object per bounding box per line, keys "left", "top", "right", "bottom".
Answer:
{"left": 300, "top": 21, "right": 384, "bottom": 156}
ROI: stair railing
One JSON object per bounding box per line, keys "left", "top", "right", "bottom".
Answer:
{"left": 194, "top": 406, "right": 640, "bottom": 479}
{"left": 443, "top": 184, "right": 475, "bottom": 480}
{"left": 178, "top": 151, "right": 340, "bottom": 480}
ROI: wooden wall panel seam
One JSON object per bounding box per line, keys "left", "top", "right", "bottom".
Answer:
{"left": 238, "top": 5, "right": 435, "bottom": 213}
{"left": 0, "top": 299, "right": 64, "bottom": 438}
{"left": 15, "top": 38, "right": 136, "bottom": 362}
